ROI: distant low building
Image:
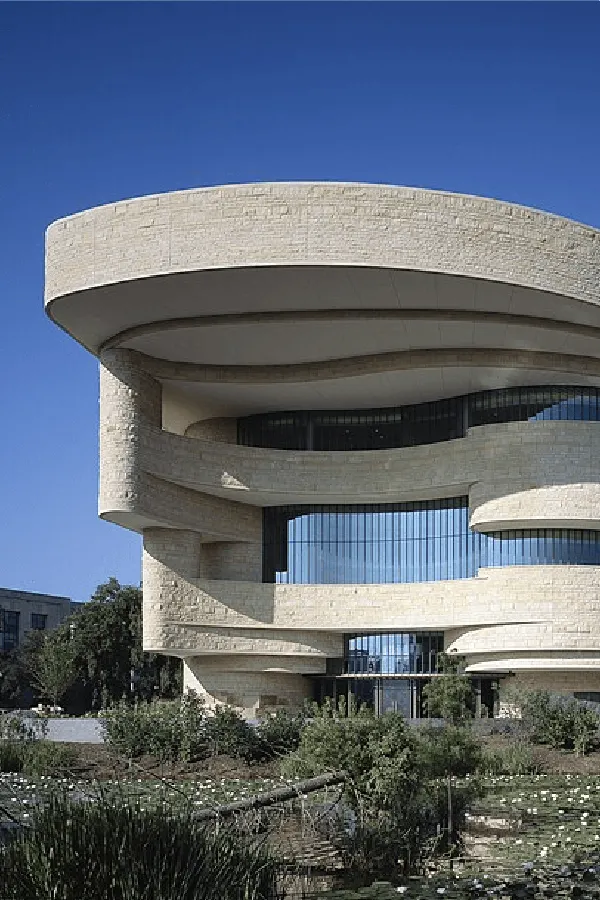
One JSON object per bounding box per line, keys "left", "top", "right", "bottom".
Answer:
{"left": 0, "top": 587, "right": 80, "bottom": 652}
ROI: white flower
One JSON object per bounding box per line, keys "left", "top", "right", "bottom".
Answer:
{"left": 396, "top": 889, "right": 408, "bottom": 895}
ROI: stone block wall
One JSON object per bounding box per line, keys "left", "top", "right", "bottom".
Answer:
{"left": 94, "top": 348, "right": 600, "bottom": 714}
{"left": 185, "top": 417, "right": 238, "bottom": 443}
{"left": 44, "top": 184, "right": 600, "bottom": 717}
{"left": 46, "top": 183, "right": 600, "bottom": 312}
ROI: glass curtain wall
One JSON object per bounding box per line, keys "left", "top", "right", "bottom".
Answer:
{"left": 345, "top": 632, "right": 443, "bottom": 675}
{"left": 239, "top": 386, "right": 600, "bottom": 452}
{"left": 263, "top": 499, "right": 600, "bottom": 584}
{"left": 315, "top": 633, "right": 495, "bottom": 719}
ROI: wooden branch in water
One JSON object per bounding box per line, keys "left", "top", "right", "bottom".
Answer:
{"left": 193, "top": 771, "right": 348, "bottom": 821}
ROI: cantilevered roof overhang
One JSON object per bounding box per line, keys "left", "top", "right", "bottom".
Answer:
{"left": 45, "top": 182, "right": 600, "bottom": 414}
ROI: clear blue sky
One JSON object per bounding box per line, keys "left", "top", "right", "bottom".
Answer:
{"left": 1, "top": 2, "right": 599, "bottom": 603}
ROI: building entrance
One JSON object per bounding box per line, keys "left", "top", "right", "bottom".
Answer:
{"left": 314, "top": 675, "right": 428, "bottom": 719}
{"left": 313, "top": 674, "right": 498, "bottom": 719}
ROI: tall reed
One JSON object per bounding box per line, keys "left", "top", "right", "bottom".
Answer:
{"left": 0, "top": 792, "right": 281, "bottom": 900}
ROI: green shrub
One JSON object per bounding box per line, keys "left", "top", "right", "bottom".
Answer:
{"left": 104, "top": 695, "right": 301, "bottom": 764}
{"left": 573, "top": 707, "right": 600, "bottom": 755}
{"left": 414, "top": 724, "right": 483, "bottom": 778}
{"left": 520, "top": 690, "right": 600, "bottom": 755}
{"left": 205, "top": 706, "right": 262, "bottom": 761}
{"left": 254, "top": 709, "right": 305, "bottom": 760}
{"left": 0, "top": 793, "right": 280, "bottom": 900}
{"left": 421, "top": 654, "right": 475, "bottom": 723}
{"left": 103, "top": 693, "right": 208, "bottom": 762}
{"left": 282, "top": 700, "right": 477, "bottom": 876}
{"left": 0, "top": 713, "right": 48, "bottom": 773}
{"left": 282, "top": 700, "right": 418, "bottom": 815}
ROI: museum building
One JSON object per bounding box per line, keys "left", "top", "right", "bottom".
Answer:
{"left": 45, "top": 182, "right": 600, "bottom": 717}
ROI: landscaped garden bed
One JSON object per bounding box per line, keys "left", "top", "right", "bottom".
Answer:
{"left": 5, "top": 689, "right": 600, "bottom": 898}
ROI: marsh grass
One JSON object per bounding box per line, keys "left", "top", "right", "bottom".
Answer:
{"left": 0, "top": 791, "right": 282, "bottom": 900}
{"left": 0, "top": 711, "right": 75, "bottom": 777}
{"left": 480, "top": 739, "right": 542, "bottom": 776}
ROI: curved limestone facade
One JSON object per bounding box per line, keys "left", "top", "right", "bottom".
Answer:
{"left": 46, "top": 183, "right": 600, "bottom": 716}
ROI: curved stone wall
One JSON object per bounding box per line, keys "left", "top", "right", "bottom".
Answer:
{"left": 93, "top": 347, "right": 600, "bottom": 710}
{"left": 46, "top": 183, "right": 600, "bottom": 309}
{"left": 99, "top": 358, "right": 600, "bottom": 530}
{"left": 184, "top": 417, "right": 237, "bottom": 443}
{"left": 142, "top": 539, "right": 600, "bottom": 660}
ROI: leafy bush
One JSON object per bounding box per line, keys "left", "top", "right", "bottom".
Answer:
{"left": 103, "top": 693, "right": 208, "bottom": 762}
{"left": 204, "top": 706, "right": 263, "bottom": 761}
{"left": 282, "top": 700, "right": 418, "bottom": 815}
{"left": 204, "top": 706, "right": 306, "bottom": 763}
{"left": 421, "top": 654, "right": 475, "bottom": 723}
{"left": 0, "top": 793, "right": 280, "bottom": 900}
{"left": 480, "top": 739, "right": 541, "bottom": 775}
{"left": 0, "top": 712, "right": 50, "bottom": 773}
{"left": 414, "top": 724, "right": 483, "bottom": 778}
{"left": 282, "top": 700, "right": 477, "bottom": 876}
{"left": 255, "top": 709, "right": 305, "bottom": 759}
{"left": 256, "top": 710, "right": 306, "bottom": 758}
{"left": 572, "top": 704, "right": 600, "bottom": 755}
{"left": 520, "top": 690, "right": 600, "bottom": 755}
{"left": 104, "top": 696, "right": 303, "bottom": 764}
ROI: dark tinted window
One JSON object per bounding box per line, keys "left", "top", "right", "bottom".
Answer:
{"left": 239, "top": 386, "right": 600, "bottom": 452}
{"left": 0, "top": 610, "right": 20, "bottom": 651}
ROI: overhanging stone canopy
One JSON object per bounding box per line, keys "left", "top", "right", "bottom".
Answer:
{"left": 46, "top": 182, "right": 600, "bottom": 717}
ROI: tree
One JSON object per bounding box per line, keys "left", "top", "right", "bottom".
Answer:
{"left": 25, "top": 630, "right": 77, "bottom": 709}
{"left": 422, "top": 652, "right": 475, "bottom": 723}
{"left": 3, "top": 580, "right": 182, "bottom": 714}
{"left": 58, "top": 578, "right": 182, "bottom": 710}
{"left": 0, "top": 647, "right": 36, "bottom": 709}
{"left": 282, "top": 698, "right": 478, "bottom": 877}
